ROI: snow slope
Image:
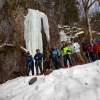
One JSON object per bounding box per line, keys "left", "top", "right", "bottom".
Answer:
{"left": 0, "top": 61, "right": 100, "bottom": 100}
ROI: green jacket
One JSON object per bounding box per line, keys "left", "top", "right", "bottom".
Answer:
{"left": 61, "top": 46, "right": 72, "bottom": 56}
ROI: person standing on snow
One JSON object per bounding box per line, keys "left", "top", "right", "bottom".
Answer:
{"left": 62, "top": 43, "right": 72, "bottom": 67}
{"left": 86, "top": 42, "right": 96, "bottom": 62}
{"left": 34, "top": 49, "right": 43, "bottom": 75}
{"left": 43, "top": 50, "right": 51, "bottom": 72}
{"left": 51, "top": 47, "right": 61, "bottom": 69}
{"left": 26, "top": 52, "right": 34, "bottom": 75}
{"left": 73, "top": 40, "right": 85, "bottom": 65}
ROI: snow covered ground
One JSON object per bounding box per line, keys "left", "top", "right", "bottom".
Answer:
{"left": 0, "top": 61, "right": 100, "bottom": 100}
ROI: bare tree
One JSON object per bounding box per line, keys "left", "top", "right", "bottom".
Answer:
{"left": 78, "top": 0, "right": 99, "bottom": 44}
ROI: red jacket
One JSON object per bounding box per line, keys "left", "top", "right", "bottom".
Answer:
{"left": 94, "top": 42, "right": 100, "bottom": 53}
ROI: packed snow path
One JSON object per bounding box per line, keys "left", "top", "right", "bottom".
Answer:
{"left": 0, "top": 61, "right": 100, "bottom": 100}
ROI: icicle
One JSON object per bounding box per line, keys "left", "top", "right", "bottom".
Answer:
{"left": 41, "top": 13, "right": 50, "bottom": 42}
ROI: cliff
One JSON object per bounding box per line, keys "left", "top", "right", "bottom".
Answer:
{"left": 0, "top": 0, "right": 63, "bottom": 83}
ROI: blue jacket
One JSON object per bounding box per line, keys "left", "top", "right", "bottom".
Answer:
{"left": 26, "top": 55, "right": 34, "bottom": 67}
{"left": 34, "top": 53, "right": 43, "bottom": 62}
{"left": 51, "top": 48, "right": 60, "bottom": 59}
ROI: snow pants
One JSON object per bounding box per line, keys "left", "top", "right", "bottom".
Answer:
{"left": 63, "top": 54, "right": 72, "bottom": 67}
{"left": 35, "top": 60, "right": 43, "bottom": 75}
{"left": 28, "top": 65, "right": 34, "bottom": 75}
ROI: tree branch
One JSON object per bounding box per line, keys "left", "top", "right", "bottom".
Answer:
{"left": 87, "top": 0, "right": 97, "bottom": 9}
{"left": 86, "top": 0, "right": 90, "bottom": 6}
{"left": 86, "top": 0, "right": 90, "bottom": 3}
{"left": 82, "top": 0, "right": 86, "bottom": 7}
{"left": 81, "top": 0, "right": 88, "bottom": 13}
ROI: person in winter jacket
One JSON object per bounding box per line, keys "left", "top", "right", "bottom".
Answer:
{"left": 62, "top": 43, "right": 72, "bottom": 67}
{"left": 51, "top": 47, "right": 61, "bottom": 69}
{"left": 34, "top": 49, "right": 43, "bottom": 75}
{"left": 81, "top": 41, "right": 89, "bottom": 63}
{"left": 73, "top": 40, "right": 85, "bottom": 65}
{"left": 93, "top": 40, "right": 100, "bottom": 60}
{"left": 86, "top": 42, "right": 96, "bottom": 62}
{"left": 43, "top": 52, "right": 52, "bottom": 74}
{"left": 26, "top": 52, "right": 34, "bottom": 75}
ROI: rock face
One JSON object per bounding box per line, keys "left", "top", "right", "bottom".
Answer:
{"left": 0, "top": 1, "right": 27, "bottom": 83}
{"left": 0, "top": 45, "right": 27, "bottom": 83}
{"left": 0, "top": 0, "right": 65, "bottom": 83}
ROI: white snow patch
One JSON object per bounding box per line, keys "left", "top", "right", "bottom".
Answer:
{"left": 0, "top": 61, "right": 100, "bottom": 100}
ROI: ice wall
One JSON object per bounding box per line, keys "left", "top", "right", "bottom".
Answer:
{"left": 24, "top": 9, "right": 50, "bottom": 57}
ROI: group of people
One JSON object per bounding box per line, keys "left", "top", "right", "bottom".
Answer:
{"left": 52, "top": 39, "right": 85, "bottom": 68}
{"left": 82, "top": 39, "right": 100, "bottom": 63}
{"left": 26, "top": 37, "right": 100, "bottom": 76}
{"left": 26, "top": 49, "right": 43, "bottom": 75}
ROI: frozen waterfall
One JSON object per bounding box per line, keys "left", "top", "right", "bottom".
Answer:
{"left": 24, "top": 9, "right": 50, "bottom": 57}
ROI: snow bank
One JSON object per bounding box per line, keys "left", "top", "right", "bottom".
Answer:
{"left": 0, "top": 61, "right": 100, "bottom": 100}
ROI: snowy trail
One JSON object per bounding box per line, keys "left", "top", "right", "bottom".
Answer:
{"left": 0, "top": 61, "right": 100, "bottom": 100}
